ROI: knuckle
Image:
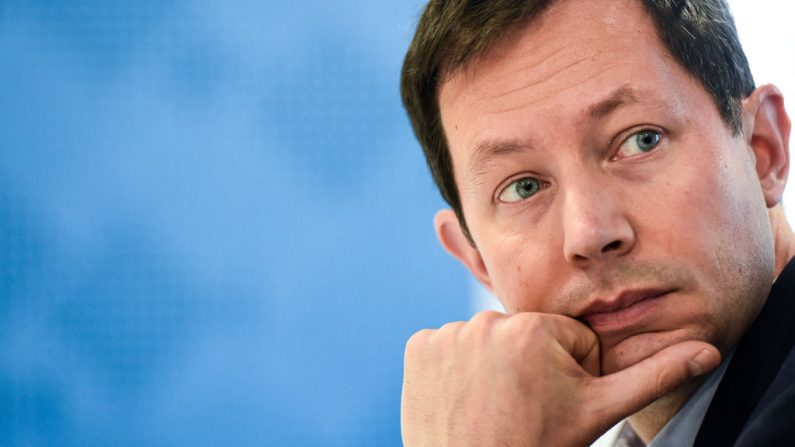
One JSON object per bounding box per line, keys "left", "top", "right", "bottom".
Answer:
{"left": 505, "top": 312, "right": 547, "bottom": 337}
{"left": 654, "top": 364, "right": 680, "bottom": 399}
{"left": 438, "top": 320, "right": 465, "bottom": 336}
{"left": 408, "top": 328, "right": 432, "bottom": 344}
{"left": 405, "top": 329, "right": 432, "bottom": 358}
{"left": 655, "top": 370, "right": 666, "bottom": 400}
{"left": 462, "top": 311, "right": 503, "bottom": 345}
{"left": 422, "top": 321, "right": 466, "bottom": 350}
{"left": 469, "top": 310, "right": 503, "bottom": 326}
{"left": 432, "top": 321, "right": 466, "bottom": 349}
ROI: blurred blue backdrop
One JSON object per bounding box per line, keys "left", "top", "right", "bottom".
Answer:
{"left": 0, "top": 1, "right": 473, "bottom": 445}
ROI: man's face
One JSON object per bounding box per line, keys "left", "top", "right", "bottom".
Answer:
{"left": 438, "top": 0, "right": 775, "bottom": 373}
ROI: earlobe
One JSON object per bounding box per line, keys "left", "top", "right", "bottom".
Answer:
{"left": 434, "top": 209, "right": 493, "bottom": 291}
{"left": 743, "top": 84, "right": 792, "bottom": 208}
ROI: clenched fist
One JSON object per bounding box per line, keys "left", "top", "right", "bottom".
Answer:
{"left": 401, "top": 311, "right": 720, "bottom": 447}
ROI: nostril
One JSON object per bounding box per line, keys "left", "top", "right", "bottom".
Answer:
{"left": 602, "top": 240, "right": 623, "bottom": 253}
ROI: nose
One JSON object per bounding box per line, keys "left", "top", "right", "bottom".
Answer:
{"left": 561, "top": 181, "right": 635, "bottom": 266}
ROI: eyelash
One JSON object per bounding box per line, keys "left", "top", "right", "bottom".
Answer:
{"left": 612, "top": 127, "right": 665, "bottom": 160}
{"left": 493, "top": 127, "right": 665, "bottom": 205}
{"left": 495, "top": 175, "right": 550, "bottom": 204}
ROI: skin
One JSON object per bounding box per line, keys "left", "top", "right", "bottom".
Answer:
{"left": 402, "top": 0, "right": 793, "bottom": 445}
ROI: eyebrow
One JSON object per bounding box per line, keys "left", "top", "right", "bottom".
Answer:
{"left": 465, "top": 85, "right": 661, "bottom": 184}
{"left": 466, "top": 139, "right": 531, "bottom": 185}
{"left": 587, "top": 85, "right": 641, "bottom": 119}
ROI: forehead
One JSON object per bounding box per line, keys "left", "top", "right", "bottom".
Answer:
{"left": 437, "top": 0, "right": 710, "bottom": 174}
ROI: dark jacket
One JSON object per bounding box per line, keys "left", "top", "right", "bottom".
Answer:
{"left": 694, "top": 258, "right": 795, "bottom": 446}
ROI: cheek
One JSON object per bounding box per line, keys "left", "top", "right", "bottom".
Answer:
{"left": 482, "top": 234, "right": 561, "bottom": 314}
{"left": 662, "top": 147, "right": 774, "bottom": 345}
{"left": 704, "top": 151, "right": 773, "bottom": 264}
{"left": 648, "top": 141, "right": 763, "bottom": 254}
{"left": 659, "top": 188, "right": 718, "bottom": 253}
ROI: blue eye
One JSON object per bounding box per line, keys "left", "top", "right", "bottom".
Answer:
{"left": 619, "top": 129, "right": 662, "bottom": 157}
{"left": 499, "top": 177, "right": 541, "bottom": 203}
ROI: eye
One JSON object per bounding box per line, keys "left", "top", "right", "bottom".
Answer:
{"left": 498, "top": 177, "right": 542, "bottom": 203}
{"left": 616, "top": 129, "right": 662, "bottom": 158}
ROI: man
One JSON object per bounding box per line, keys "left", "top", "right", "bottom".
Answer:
{"left": 399, "top": 0, "right": 794, "bottom": 445}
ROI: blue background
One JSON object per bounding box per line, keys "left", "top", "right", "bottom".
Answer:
{"left": 0, "top": 1, "right": 473, "bottom": 445}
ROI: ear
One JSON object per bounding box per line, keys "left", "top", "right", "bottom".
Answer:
{"left": 434, "top": 209, "right": 493, "bottom": 292}
{"left": 742, "top": 84, "right": 791, "bottom": 208}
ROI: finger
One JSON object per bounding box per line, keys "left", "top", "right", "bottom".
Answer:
{"left": 533, "top": 313, "right": 601, "bottom": 375}
{"left": 590, "top": 340, "right": 721, "bottom": 420}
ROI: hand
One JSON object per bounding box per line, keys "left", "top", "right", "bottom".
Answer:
{"left": 401, "top": 311, "right": 720, "bottom": 447}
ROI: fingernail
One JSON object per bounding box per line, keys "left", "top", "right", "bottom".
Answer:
{"left": 688, "top": 349, "right": 714, "bottom": 377}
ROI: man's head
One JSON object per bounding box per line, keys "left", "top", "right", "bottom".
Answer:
{"left": 402, "top": 0, "right": 756, "bottom": 241}
{"left": 402, "top": 0, "right": 791, "bottom": 374}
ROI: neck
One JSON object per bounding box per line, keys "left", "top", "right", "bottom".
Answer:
{"left": 770, "top": 205, "right": 795, "bottom": 278}
{"left": 626, "top": 378, "right": 704, "bottom": 444}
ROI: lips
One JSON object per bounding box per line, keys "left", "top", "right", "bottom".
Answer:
{"left": 578, "top": 288, "right": 673, "bottom": 332}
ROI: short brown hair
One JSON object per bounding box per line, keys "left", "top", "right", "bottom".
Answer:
{"left": 401, "top": 0, "right": 755, "bottom": 241}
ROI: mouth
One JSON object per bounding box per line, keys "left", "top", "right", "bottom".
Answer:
{"left": 578, "top": 288, "right": 674, "bottom": 333}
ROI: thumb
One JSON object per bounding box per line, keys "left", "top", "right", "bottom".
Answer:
{"left": 590, "top": 341, "right": 721, "bottom": 421}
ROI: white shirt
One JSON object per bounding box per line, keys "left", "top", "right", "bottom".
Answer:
{"left": 591, "top": 353, "right": 733, "bottom": 447}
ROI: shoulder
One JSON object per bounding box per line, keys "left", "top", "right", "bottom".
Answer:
{"left": 735, "top": 345, "right": 795, "bottom": 445}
